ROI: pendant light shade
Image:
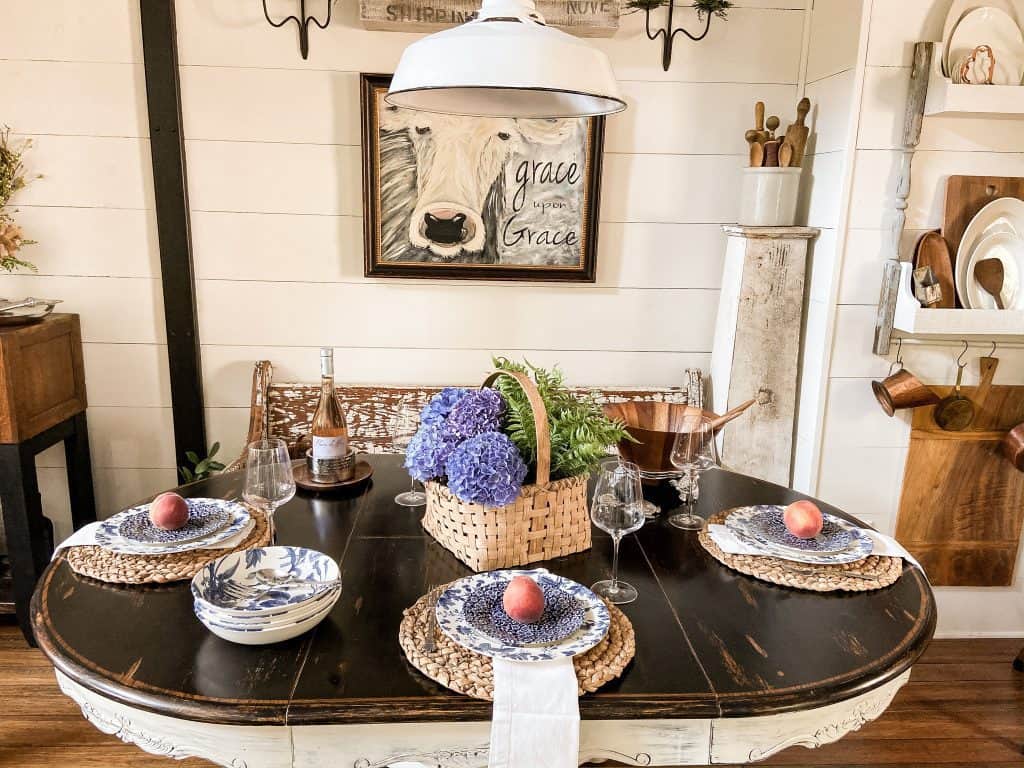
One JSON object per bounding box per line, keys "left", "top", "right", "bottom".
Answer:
{"left": 386, "top": 0, "right": 626, "bottom": 119}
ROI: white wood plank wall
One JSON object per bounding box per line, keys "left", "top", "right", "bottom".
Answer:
{"left": 808, "top": 0, "right": 1024, "bottom": 636}
{"left": 1, "top": 0, "right": 806, "bottom": 542}
{"left": 174, "top": 0, "right": 807, "bottom": 461}
{"left": 0, "top": 1, "right": 176, "bottom": 542}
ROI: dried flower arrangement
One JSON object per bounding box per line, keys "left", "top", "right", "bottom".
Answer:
{"left": 404, "top": 358, "right": 632, "bottom": 507}
{"left": 0, "top": 126, "right": 40, "bottom": 273}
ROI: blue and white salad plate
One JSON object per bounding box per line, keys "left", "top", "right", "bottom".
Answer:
{"left": 462, "top": 579, "right": 585, "bottom": 647}
{"left": 723, "top": 505, "right": 873, "bottom": 565}
{"left": 435, "top": 569, "right": 610, "bottom": 662}
{"left": 192, "top": 546, "right": 340, "bottom": 614}
{"left": 96, "top": 498, "right": 251, "bottom": 555}
{"left": 117, "top": 501, "right": 230, "bottom": 546}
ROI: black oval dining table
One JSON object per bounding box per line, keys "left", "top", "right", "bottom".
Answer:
{"left": 31, "top": 455, "right": 935, "bottom": 768}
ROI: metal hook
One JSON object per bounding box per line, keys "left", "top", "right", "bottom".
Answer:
{"left": 988, "top": 340, "right": 997, "bottom": 358}
{"left": 263, "top": 0, "right": 333, "bottom": 60}
{"left": 956, "top": 340, "right": 969, "bottom": 367}
{"left": 887, "top": 338, "right": 904, "bottom": 376}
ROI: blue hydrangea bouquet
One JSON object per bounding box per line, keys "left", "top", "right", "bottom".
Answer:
{"left": 410, "top": 360, "right": 631, "bottom": 571}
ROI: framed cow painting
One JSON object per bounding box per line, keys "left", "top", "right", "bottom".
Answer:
{"left": 360, "top": 73, "right": 603, "bottom": 282}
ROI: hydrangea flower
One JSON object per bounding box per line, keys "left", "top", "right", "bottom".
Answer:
{"left": 445, "top": 431, "right": 527, "bottom": 507}
{"left": 419, "top": 387, "right": 471, "bottom": 426}
{"left": 444, "top": 389, "right": 505, "bottom": 440}
{"left": 404, "top": 423, "right": 459, "bottom": 482}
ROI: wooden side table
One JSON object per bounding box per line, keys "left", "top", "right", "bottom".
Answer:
{"left": 0, "top": 313, "right": 95, "bottom": 644}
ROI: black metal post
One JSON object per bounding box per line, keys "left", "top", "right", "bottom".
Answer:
{"left": 139, "top": 0, "right": 207, "bottom": 472}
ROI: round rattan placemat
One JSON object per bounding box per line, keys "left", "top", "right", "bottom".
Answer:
{"left": 65, "top": 505, "right": 271, "bottom": 585}
{"left": 699, "top": 511, "right": 902, "bottom": 592}
{"left": 399, "top": 584, "right": 635, "bottom": 701}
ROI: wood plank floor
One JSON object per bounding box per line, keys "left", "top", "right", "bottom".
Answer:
{"left": 1, "top": 621, "right": 1021, "bottom": 767}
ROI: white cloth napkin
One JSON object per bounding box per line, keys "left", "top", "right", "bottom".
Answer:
{"left": 489, "top": 656, "right": 579, "bottom": 768}
{"left": 52, "top": 518, "right": 256, "bottom": 560}
{"left": 708, "top": 523, "right": 924, "bottom": 573}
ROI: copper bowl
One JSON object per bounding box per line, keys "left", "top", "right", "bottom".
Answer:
{"left": 602, "top": 399, "right": 754, "bottom": 477}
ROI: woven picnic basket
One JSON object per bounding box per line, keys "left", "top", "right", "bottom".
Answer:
{"left": 422, "top": 370, "right": 591, "bottom": 572}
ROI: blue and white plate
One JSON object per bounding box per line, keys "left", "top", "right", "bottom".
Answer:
{"left": 192, "top": 546, "right": 340, "bottom": 614}
{"left": 723, "top": 505, "right": 873, "bottom": 565}
{"left": 117, "top": 501, "right": 230, "bottom": 546}
{"left": 435, "top": 569, "right": 610, "bottom": 662}
{"left": 96, "top": 498, "right": 251, "bottom": 555}
{"left": 462, "top": 579, "right": 585, "bottom": 647}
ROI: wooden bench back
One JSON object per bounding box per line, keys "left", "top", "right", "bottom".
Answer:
{"left": 231, "top": 361, "right": 699, "bottom": 467}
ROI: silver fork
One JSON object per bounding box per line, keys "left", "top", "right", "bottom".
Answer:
{"left": 421, "top": 583, "right": 441, "bottom": 653}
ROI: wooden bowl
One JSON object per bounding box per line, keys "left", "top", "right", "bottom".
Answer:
{"left": 602, "top": 401, "right": 751, "bottom": 477}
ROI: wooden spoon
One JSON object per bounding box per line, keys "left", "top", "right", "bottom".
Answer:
{"left": 974, "top": 258, "right": 1006, "bottom": 309}
{"left": 710, "top": 398, "right": 756, "bottom": 431}
{"left": 779, "top": 141, "right": 794, "bottom": 168}
{"left": 749, "top": 141, "right": 764, "bottom": 168}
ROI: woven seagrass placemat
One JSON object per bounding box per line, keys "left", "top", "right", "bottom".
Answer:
{"left": 698, "top": 511, "right": 902, "bottom": 592}
{"left": 65, "top": 505, "right": 271, "bottom": 585}
{"left": 399, "top": 584, "right": 635, "bottom": 701}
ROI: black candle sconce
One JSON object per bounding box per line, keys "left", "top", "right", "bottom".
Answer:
{"left": 262, "top": 0, "right": 335, "bottom": 60}
{"left": 627, "top": 0, "right": 732, "bottom": 71}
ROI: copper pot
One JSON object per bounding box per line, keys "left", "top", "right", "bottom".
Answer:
{"left": 871, "top": 364, "right": 939, "bottom": 417}
{"left": 1003, "top": 423, "right": 1024, "bottom": 472}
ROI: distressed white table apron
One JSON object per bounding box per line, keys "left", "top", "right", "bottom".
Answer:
{"left": 56, "top": 667, "right": 911, "bottom": 768}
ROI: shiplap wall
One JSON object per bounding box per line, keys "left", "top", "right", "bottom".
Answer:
{"left": 3, "top": 0, "right": 806, "bottom": 539}
{"left": 175, "top": 0, "right": 807, "bottom": 466}
{"left": 811, "top": 0, "right": 1024, "bottom": 636}
{"left": 791, "top": 0, "right": 865, "bottom": 499}
{"left": 1, "top": 1, "right": 177, "bottom": 544}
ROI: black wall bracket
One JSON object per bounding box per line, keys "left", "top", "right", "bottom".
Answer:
{"left": 263, "top": 0, "right": 334, "bottom": 60}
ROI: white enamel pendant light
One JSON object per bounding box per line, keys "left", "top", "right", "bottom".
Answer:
{"left": 386, "top": 0, "right": 626, "bottom": 118}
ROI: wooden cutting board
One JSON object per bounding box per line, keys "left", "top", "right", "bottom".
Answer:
{"left": 895, "top": 384, "right": 1024, "bottom": 587}
{"left": 943, "top": 175, "right": 1024, "bottom": 261}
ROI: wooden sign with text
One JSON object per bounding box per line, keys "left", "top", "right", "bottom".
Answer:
{"left": 359, "top": 0, "right": 618, "bottom": 37}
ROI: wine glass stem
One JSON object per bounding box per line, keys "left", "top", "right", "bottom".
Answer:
{"left": 610, "top": 534, "right": 622, "bottom": 592}
{"left": 266, "top": 503, "right": 277, "bottom": 544}
{"left": 409, "top": 477, "right": 417, "bottom": 494}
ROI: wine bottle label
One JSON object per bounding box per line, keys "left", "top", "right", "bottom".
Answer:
{"left": 312, "top": 435, "right": 347, "bottom": 459}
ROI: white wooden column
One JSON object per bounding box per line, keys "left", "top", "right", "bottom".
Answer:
{"left": 710, "top": 225, "right": 820, "bottom": 486}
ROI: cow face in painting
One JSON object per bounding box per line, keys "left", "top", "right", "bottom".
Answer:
{"left": 379, "top": 105, "right": 577, "bottom": 260}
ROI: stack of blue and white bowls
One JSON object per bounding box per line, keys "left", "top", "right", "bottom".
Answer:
{"left": 191, "top": 546, "right": 341, "bottom": 645}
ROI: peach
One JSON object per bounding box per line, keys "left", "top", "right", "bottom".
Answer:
{"left": 149, "top": 492, "right": 190, "bottom": 531}
{"left": 502, "top": 576, "right": 545, "bottom": 624}
{"left": 784, "top": 500, "right": 824, "bottom": 539}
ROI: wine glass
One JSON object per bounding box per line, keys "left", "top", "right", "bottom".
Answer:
{"left": 392, "top": 404, "right": 427, "bottom": 507}
{"left": 590, "top": 459, "right": 646, "bottom": 605}
{"left": 243, "top": 438, "right": 296, "bottom": 542}
{"left": 668, "top": 414, "right": 719, "bottom": 531}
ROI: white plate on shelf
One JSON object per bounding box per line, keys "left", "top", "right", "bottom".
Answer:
{"left": 955, "top": 197, "right": 1024, "bottom": 305}
{"left": 964, "top": 230, "right": 1024, "bottom": 308}
{"left": 947, "top": 6, "right": 1024, "bottom": 85}
{"left": 942, "top": 0, "right": 1023, "bottom": 75}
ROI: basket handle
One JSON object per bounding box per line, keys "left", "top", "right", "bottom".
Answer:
{"left": 482, "top": 370, "right": 550, "bottom": 486}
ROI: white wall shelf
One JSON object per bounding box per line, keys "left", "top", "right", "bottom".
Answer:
{"left": 892, "top": 263, "right": 1024, "bottom": 341}
{"left": 924, "top": 41, "right": 1024, "bottom": 118}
